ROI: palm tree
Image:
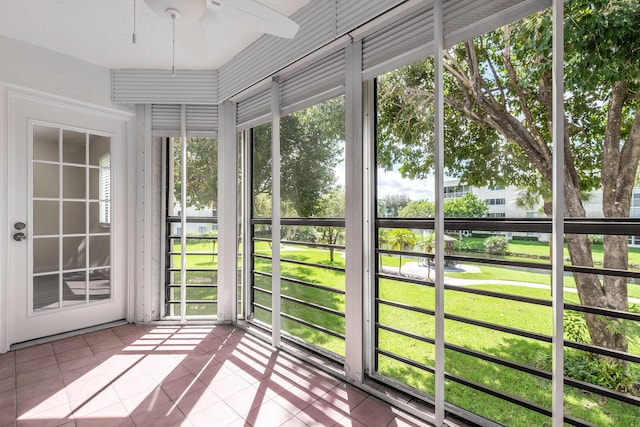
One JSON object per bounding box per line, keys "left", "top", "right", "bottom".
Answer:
{"left": 387, "top": 228, "right": 416, "bottom": 275}
{"left": 414, "top": 232, "right": 435, "bottom": 279}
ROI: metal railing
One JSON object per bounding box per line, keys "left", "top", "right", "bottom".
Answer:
{"left": 249, "top": 217, "right": 346, "bottom": 360}
{"left": 374, "top": 217, "right": 640, "bottom": 426}
{"left": 165, "top": 216, "right": 218, "bottom": 317}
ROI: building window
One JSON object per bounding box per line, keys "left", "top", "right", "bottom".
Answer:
{"left": 485, "top": 198, "right": 505, "bottom": 205}
{"left": 488, "top": 212, "right": 506, "bottom": 218}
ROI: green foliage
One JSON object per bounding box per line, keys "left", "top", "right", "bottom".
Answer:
{"left": 252, "top": 97, "right": 345, "bottom": 217}
{"left": 387, "top": 228, "right": 416, "bottom": 251}
{"left": 484, "top": 235, "right": 508, "bottom": 255}
{"left": 444, "top": 192, "right": 490, "bottom": 218}
{"left": 511, "top": 235, "right": 539, "bottom": 242}
{"left": 398, "top": 199, "right": 435, "bottom": 218}
{"left": 173, "top": 137, "right": 218, "bottom": 210}
{"left": 378, "top": 194, "right": 411, "bottom": 217}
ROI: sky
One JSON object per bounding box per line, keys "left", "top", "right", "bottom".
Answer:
{"left": 334, "top": 160, "right": 436, "bottom": 201}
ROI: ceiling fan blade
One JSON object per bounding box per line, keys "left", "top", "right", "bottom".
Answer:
{"left": 207, "top": 0, "right": 300, "bottom": 39}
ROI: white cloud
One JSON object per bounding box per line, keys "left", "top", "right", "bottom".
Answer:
{"left": 377, "top": 167, "right": 434, "bottom": 201}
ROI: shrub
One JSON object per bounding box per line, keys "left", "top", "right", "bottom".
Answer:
{"left": 511, "top": 235, "right": 540, "bottom": 242}
{"left": 484, "top": 235, "right": 508, "bottom": 255}
{"left": 588, "top": 234, "right": 603, "bottom": 245}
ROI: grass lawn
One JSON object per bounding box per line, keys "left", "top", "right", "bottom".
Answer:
{"left": 173, "top": 239, "right": 640, "bottom": 426}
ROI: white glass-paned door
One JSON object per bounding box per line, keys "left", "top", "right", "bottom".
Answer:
{"left": 32, "top": 125, "right": 112, "bottom": 311}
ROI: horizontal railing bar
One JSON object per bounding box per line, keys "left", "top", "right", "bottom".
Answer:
{"left": 378, "top": 298, "right": 551, "bottom": 343}
{"left": 167, "top": 252, "right": 219, "bottom": 256}
{"left": 168, "top": 236, "right": 219, "bottom": 241}
{"left": 376, "top": 217, "right": 640, "bottom": 235}
{"left": 443, "top": 311, "right": 553, "bottom": 343}
{"left": 166, "top": 300, "right": 217, "bottom": 304}
{"left": 377, "top": 348, "right": 435, "bottom": 375}
{"left": 443, "top": 370, "right": 553, "bottom": 417}
{"left": 252, "top": 302, "right": 272, "bottom": 313}
{"left": 564, "top": 376, "right": 640, "bottom": 407}
{"left": 252, "top": 217, "right": 346, "bottom": 227}
{"left": 167, "top": 268, "right": 218, "bottom": 272}
{"left": 166, "top": 216, "right": 218, "bottom": 224}
{"left": 280, "top": 239, "right": 345, "bottom": 251}
{"left": 280, "top": 257, "right": 346, "bottom": 273}
{"left": 280, "top": 312, "right": 345, "bottom": 340}
{"left": 564, "top": 303, "right": 640, "bottom": 323}
{"left": 281, "top": 276, "right": 346, "bottom": 295}
{"left": 252, "top": 287, "right": 272, "bottom": 296}
{"left": 377, "top": 298, "right": 435, "bottom": 317}
{"left": 563, "top": 339, "right": 640, "bottom": 364}
{"left": 377, "top": 272, "right": 435, "bottom": 287}
{"left": 281, "top": 294, "right": 345, "bottom": 318}
{"left": 444, "top": 283, "right": 552, "bottom": 307}
{"left": 252, "top": 271, "right": 272, "bottom": 279}
{"left": 166, "top": 284, "right": 217, "bottom": 288}
{"left": 378, "top": 249, "right": 640, "bottom": 279}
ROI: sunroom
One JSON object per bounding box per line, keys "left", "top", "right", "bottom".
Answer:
{"left": 1, "top": 0, "right": 639, "bottom": 426}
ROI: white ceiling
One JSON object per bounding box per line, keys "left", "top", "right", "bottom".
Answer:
{"left": 0, "top": 0, "right": 309, "bottom": 70}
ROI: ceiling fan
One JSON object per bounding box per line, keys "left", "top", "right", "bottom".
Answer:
{"left": 139, "top": 0, "right": 300, "bottom": 73}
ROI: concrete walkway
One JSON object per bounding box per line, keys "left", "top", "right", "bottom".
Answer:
{"left": 382, "top": 261, "right": 640, "bottom": 304}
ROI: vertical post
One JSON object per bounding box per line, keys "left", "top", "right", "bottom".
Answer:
{"left": 142, "top": 104, "right": 154, "bottom": 321}
{"left": 433, "top": 1, "right": 445, "bottom": 425}
{"left": 218, "top": 100, "right": 238, "bottom": 322}
{"left": 271, "top": 77, "right": 282, "bottom": 348}
{"left": 242, "top": 129, "right": 253, "bottom": 320}
{"left": 551, "top": 0, "right": 565, "bottom": 425}
{"left": 362, "top": 79, "right": 376, "bottom": 375}
{"left": 179, "top": 105, "right": 187, "bottom": 324}
{"left": 345, "top": 41, "right": 364, "bottom": 382}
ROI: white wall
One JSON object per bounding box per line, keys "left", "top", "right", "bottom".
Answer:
{"left": 0, "top": 36, "right": 136, "bottom": 352}
{"left": 0, "top": 35, "right": 130, "bottom": 111}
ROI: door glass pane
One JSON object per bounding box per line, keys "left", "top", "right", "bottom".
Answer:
{"left": 33, "top": 200, "right": 59, "bottom": 235}
{"left": 89, "top": 268, "right": 111, "bottom": 301}
{"left": 31, "top": 124, "right": 112, "bottom": 312}
{"left": 63, "top": 236, "right": 86, "bottom": 270}
{"left": 33, "top": 274, "right": 59, "bottom": 311}
{"left": 63, "top": 271, "right": 86, "bottom": 306}
{"left": 33, "top": 163, "right": 59, "bottom": 198}
{"left": 33, "top": 125, "right": 59, "bottom": 162}
{"left": 63, "top": 202, "right": 85, "bottom": 234}
{"left": 33, "top": 238, "right": 58, "bottom": 274}
{"left": 89, "top": 235, "right": 110, "bottom": 267}
{"left": 62, "top": 130, "right": 86, "bottom": 164}
{"left": 89, "top": 135, "right": 110, "bottom": 166}
{"left": 63, "top": 166, "right": 86, "bottom": 199}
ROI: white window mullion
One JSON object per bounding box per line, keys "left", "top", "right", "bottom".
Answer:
{"left": 551, "top": 0, "right": 565, "bottom": 425}
{"left": 433, "top": 1, "right": 446, "bottom": 425}
{"left": 180, "top": 105, "right": 188, "bottom": 325}
{"left": 271, "top": 77, "right": 282, "bottom": 348}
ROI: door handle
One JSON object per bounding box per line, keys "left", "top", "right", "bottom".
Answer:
{"left": 13, "top": 232, "right": 26, "bottom": 241}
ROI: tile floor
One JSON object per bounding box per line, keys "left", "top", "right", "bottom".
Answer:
{"left": 0, "top": 324, "right": 434, "bottom": 426}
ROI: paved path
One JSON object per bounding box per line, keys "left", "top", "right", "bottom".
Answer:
{"left": 383, "top": 262, "right": 640, "bottom": 304}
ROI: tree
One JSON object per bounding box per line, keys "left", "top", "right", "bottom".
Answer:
{"left": 387, "top": 228, "right": 416, "bottom": 275}
{"left": 398, "top": 199, "right": 435, "bottom": 218}
{"left": 415, "top": 232, "right": 435, "bottom": 278}
{"left": 252, "top": 97, "right": 344, "bottom": 217}
{"left": 444, "top": 192, "right": 489, "bottom": 218}
{"left": 317, "top": 188, "right": 346, "bottom": 263}
{"left": 173, "top": 137, "right": 218, "bottom": 211}
{"left": 379, "top": 194, "right": 411, "bottom": 217}
{"left": 377, "top": 0, "right": 640, "bottom": 353}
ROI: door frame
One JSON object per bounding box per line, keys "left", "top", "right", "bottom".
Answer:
{"left": 0, "top": 85, "right": 136, "bottom": 353}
